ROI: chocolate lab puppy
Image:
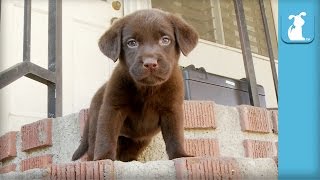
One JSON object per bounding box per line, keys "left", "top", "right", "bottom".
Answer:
{"left": 72, "top": 9, "right": 198, "bottom": 162}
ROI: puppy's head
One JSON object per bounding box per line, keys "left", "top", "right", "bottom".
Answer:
{"left": 99, "top": 9, "right": 198, "bottom": 86}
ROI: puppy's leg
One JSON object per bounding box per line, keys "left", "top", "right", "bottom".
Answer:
{"left": 93, "top": 104, "right": 126, "bottom": 160}
{"left": 86, "top": 84, "right": 105, "bottom": 161}
{"left": 116, "top": 136, "right": 151, "bottom": 162}
{"left": 87, "top": 111, "right": 98, "bottom": 161}
{"left": 160, "top": 105, "right": 192, "bottom": 159}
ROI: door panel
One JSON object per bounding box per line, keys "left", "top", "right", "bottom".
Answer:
{"left": 63, "top": 0, "right": 123, "bottom": 114}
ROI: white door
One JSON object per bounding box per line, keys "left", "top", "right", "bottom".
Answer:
{"left": 0, "top": 0, "right": 123, "bottom": 135}
{"left": 62, "top": 0, "right": 123, "bottom": 115}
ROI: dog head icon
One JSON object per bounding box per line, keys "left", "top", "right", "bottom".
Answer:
{"left": 288, "top": 12, "right": 307, "bottom": 40}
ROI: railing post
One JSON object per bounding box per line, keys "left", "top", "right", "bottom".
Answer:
{"left": 233, "top": 0, "right": 260, "bottom": 107}
{"left": 23, "top": 0, "right": 31, "bottom": 62}
{"left": 1, "top": 0, "right": 62, "bottom": 119}
{"left": 0, "top": 0, "right": 2, "bottom": 26}
{"left": 48, "top": 0, "right": 62, "bottom": 117}
{"left": 259, "top": 0, "right": 278, "bottom": 102}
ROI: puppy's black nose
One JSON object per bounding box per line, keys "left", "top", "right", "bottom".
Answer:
{"left": 143, "top": 58, "right": 158, "bottom": 71}
{"left": 144, "top": 62, "right": 158, "bottom": 69}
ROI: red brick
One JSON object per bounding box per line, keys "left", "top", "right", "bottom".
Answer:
{"left": 184, "top": 139, "right": 219, "bottom": 157}
{"left": 66, "top": 163, "right": 75, "bottom": 179}
{"left": 243, "top": 140, "right": 276, "bottom": 158}
{"left": 21, "top": 119, "right": 52, "bottom": 151}
{"left": 174, "top": 157, "right": 240, "bottom": 179}
{"left": 269, "top": 110, "right": 278, "bottom": 134}
{"left": 85, "top": 161, "right": 94, "bottom": 179}
{"left": 79, "top": 109, "right": 89, "bottom": 137}
{"left": 183, "top": 101, "right": 216, "bottom": 129}
{"left": 20, "top": 154, "right": 53, "bottom": 171}
{"left": 238, "top": 105, "right": 271, "bottom": 133}
{"left": 48, "top": 160, "right": 114, "bottom": 180}
{"left": 74, "top": 162, "right": 81, "bottom": 180}
{"left": 0, "top": 164, "right": 16, "bottom": 174}
{"left": 50, "top": 164, "right": 58, "bottom": 179}
{"left": 57, "top": 163, "right": 66, "bottom": 179}
{"left": 85, "top": 161, "right": 101, "bottom": 180}
{"left": 0, "top": 131, "right": 17, "bottom": 161}
{"left": 80, "top": 161, "right": 86, "bottom": 180}
{"left": 94, "top": 161, "right": 101, "bottom": 180}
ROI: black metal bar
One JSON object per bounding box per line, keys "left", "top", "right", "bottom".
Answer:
{"left": 259, "top": 0, "right": 278, "bottom": 102}
{"left": 48, "top": 0, "right": 56, "bottom": 118}
{"left": 48, "top": 0, "right": 62, "bottom": 117}
{"left": 267, "top": 108, "right": 278, "bottom": 111}
{"left": 0, "top": 0, "right": 2, "bottom": 27}
{"left": 23, "top": 0, "right": 32, "bottom": 62}
{"left": 55, "top": 0, "right": 63, "bottom": 117}
{"left": 233, "top": 0, "right": 260, "bottom": 106}
{"left": 0, "top": 62, "right": 56, "bottom": 89}
{"left": 0, "top": 62, "right": 30, "bottom": 89}
{"left": 47, "top": 83, "right": 56, "bottom": 118}
{"left": 27, "top": 62, "right": 56, "bottom": 84}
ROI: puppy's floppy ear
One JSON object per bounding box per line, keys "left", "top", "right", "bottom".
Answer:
{"left": 299, "top": 12, "right": 306, "bottom": 17}
{"left": 169, "top": 14, "right": 199, "bottom": 56}
{"left": 98, "top": 19, "right": 123, "bottom": 62}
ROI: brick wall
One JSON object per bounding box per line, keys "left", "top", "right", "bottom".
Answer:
{"left": 0, "top": 101, "right": 278, "bottom": 178}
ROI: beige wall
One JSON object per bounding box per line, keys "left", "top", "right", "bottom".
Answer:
{"left": 271, "top": 0, "right": 279, "bottom": 38}
{"left": 0, "top": 0, "right": 278, "bottom": 136}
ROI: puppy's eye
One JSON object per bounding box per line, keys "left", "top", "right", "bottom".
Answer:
{"left": 159, "top": 36, "right": 171, "bottom": 46}
{"left": 127, "top": 39, "right": 139, "bottom": 48}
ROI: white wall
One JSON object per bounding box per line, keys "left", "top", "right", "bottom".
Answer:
{"left": 0, "top": 0, "right": 278, "bottom": 136}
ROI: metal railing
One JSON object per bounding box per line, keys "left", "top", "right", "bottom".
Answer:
{"left": 0, "top": 0, "right": 62, "bottom": 118}
{"left": 258, "top": 0, "right": 278, "bottom": 101}
{"left": 233, "top": 0, "right": 278, "bottom": 107}
{"left": 0, "top": 0, "right": 2, "bottom": 26}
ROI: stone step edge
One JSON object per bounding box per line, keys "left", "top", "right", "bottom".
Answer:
{"left": 0, "top": 157, "right": 278, "bottom": 179}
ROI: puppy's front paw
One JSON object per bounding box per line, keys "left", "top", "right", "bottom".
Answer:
{"left": 93, "top": 149, "right": 116, "bottom": 161}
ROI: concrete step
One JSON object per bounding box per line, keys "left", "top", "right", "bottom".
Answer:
{"left": 0, "top": 101, "right": 278, "bottom": 179}
{"left": 0, "top": 157, "right": 277, "bottom": 179}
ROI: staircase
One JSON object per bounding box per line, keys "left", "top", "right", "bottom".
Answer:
{"left": 0, "top": 101, "right": 278, "bottom": 179}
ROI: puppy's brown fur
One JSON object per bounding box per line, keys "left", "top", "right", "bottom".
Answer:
{"left": 72, "top": 9, "right": 198, "bottom": 162}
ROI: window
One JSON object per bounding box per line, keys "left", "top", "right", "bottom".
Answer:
{"left": 151, "top": 0, "right": 278, "bottom": 59}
